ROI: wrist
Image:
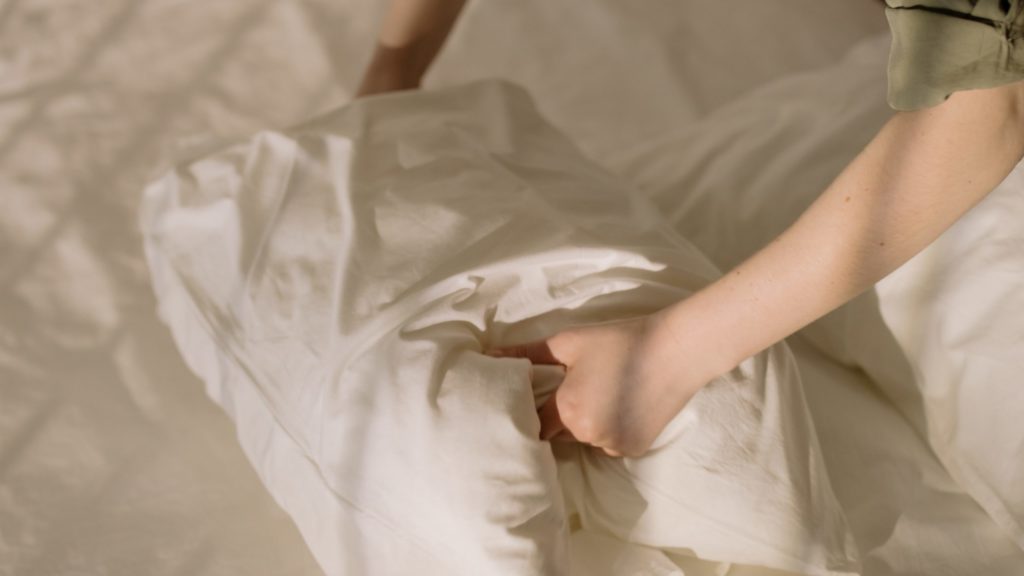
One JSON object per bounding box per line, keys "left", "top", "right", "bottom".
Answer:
{"left": 643, "top": 306, "right": 735, "bottom": 396}
{"left": 650, "top": 291, "right": 749, "bottom": 385}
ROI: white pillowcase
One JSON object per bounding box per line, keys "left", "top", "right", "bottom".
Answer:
{"left": 614, "top": 34, "right": 1024, "bottom": 552}
{"left": 141, "top": 80, "right": 856, "bottom": 575}
{"left": 870, "top": 150, "right": 1024, "bottom": 551}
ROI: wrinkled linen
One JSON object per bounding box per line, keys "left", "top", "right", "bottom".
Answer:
{"left": 613, "top": 33, "right": 1024, "bottom": 572}
{"left": 870, "top": 170, "right": 1024, "bottom": 550}
{"left": 141, "top": 80, "right": 857, "bottom": 575}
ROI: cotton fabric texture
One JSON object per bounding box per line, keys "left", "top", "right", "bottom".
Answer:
{"left": 614, "top": 34, "right": 1024, "bottom": 570}
{"left": 886, "top": 0, "right": 1024, "bottom": 109}
{"left": 141, "top": 80, "right": 857, "bottom": 575}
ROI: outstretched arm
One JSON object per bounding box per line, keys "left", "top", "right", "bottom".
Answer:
{"left": 356, "top": 0, "right": 467, "bottom": 97}
{"left": 665, "top": 81, "right": 1024, "bottom": 378}
{"left": 491, "top": 81, "right": 1024, "bottom": 457}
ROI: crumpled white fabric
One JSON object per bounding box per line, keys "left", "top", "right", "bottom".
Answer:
{"left": 141, "top": 80, "right": 856, "bottom": 575}
{"left": 613, "top": 32, "right": 1024, "bottom": 565}
{"left": 871, "top": 169, "right": 1024, "bottom": 550}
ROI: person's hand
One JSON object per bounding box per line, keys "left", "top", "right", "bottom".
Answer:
{"left": 355, "top": 45, "right": 423, "bottom": 98}
{"left": 487, "top": 311, "right": 708, "bottom": 458}
{"left": 355, "top": 0, "right": 467, "bottom": 99}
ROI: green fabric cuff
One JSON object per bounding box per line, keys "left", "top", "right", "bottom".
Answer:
{"left": 886, "top": 6, "right": 1024, "bottom": 110}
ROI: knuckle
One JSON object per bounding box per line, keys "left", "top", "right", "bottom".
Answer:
{"left": 555, "top": 392, "right": 577, "bottom": 419}
{"left": 572, "top": 418, "right": 599, "bottom": 444}
{"left": 549, "top": 330, "right": 578, "bottom": 355}
{"left": 559, "top": 406, "right": 597, "bottom": 443}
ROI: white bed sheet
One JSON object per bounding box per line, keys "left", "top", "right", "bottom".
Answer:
{"left": 3, "top": 1, "right": 970, "bottom": 575}
{"left": 611, "top": 32, "right": 1024, "bottom": 574}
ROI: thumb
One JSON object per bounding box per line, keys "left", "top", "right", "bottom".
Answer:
{"left": 486, "top": 338, "right": 564, "bottom": 366}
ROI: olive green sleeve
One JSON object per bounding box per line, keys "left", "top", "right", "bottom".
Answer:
{"left": 886, "top": 0, "right": 1024, "bottom": 110}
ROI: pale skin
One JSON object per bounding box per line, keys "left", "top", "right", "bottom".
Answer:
{"left": 359, "top": 0, "right": 1024, "bottom": 457}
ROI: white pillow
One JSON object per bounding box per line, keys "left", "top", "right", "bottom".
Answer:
{"left": 870, "top": 154, "right": 1024, "bottom": 550}
{"left": 613, "top": 34, "right": 1024, "bottom": 552}
{"left": 141, "top": 80, "right": 856, "bottom": 575}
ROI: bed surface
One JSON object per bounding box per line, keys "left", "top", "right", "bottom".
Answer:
{"left": 6, "top": 2, "right": 1014, "bottom": 575}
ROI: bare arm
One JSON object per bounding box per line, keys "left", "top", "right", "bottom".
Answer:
{"left": 660, "top": 82, "right": 1024, "bottom": 379}
{"left": 492, "top": 81, "right": 1024, "bottom": 457}
{"left": 356, "top": 0, "right": 467, "bottom": 97}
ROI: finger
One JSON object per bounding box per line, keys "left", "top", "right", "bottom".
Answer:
{"left": 486, "top": 339, "right": 563, "bottom": 366}
{"left": 602, "top": 447, "right": 623, "bottom": 458}
{"left": 537, "top": 395, "right": 567, "bottom": 441}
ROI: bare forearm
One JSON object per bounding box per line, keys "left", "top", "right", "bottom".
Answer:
{"left": 659, "top": 82, "right": 1024, "bottom": 379}
{"left": 357, "top": 0, "right": 467, "bottom": 96}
